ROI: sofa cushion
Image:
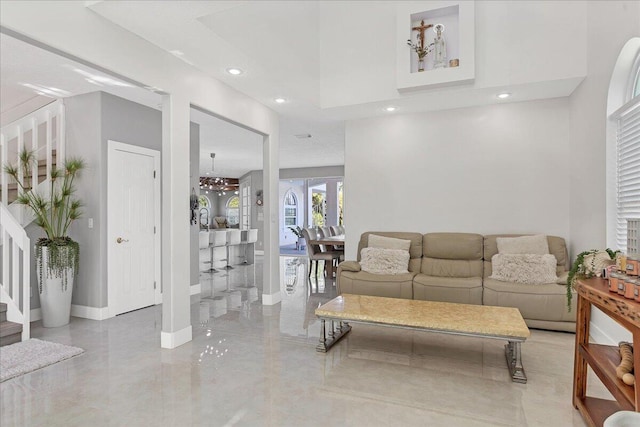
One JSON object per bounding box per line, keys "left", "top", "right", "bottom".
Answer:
{"left": 484, "top": 234, "right": 569, "bottom": 278}
{"left": 421, "top": 258, "right": 483, "bottom": 278}
{"left": 496, "top": 234, "right": 549, "bottom": 255}
{"left": 358, "top": 232, "right": 423, "bottom": 273}
{"left": 489, "top": 254, "right": 559, "bottom": 284}
{"left": 338, "top": 270, "right": 415, "bottom": 299}
{"left": 360, "top": 248, "right": 410, "bottom": 275}
{"left": 368, "top": 234, "right": 411, "bottom": 251}
{"left": 483, "top": 278, "right": 576, "bottom": 322}
{"left": 423, "top": 233, "right": 484, "bottom": 260}
{"left": 413, "top": 274, "right": 483, "bottom": 305}
{"left": 421, "top": 233, "right": 483, "bottom": 277}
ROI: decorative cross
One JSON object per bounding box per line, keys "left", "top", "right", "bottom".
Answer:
{"left": 412, "top": 20, "right": 433, "bottom": 50}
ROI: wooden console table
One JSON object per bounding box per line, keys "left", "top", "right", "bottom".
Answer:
{"left": 573, "top": 278, "right": 640, "bottom": 426}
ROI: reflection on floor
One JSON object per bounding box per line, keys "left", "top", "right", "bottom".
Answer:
{"left": 1, "top": 255, "right": 607, "bottom": 426}
{"left": 279, "top": 244, "right": 306, "bottom": 256}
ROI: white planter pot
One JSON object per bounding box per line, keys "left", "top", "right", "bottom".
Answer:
{"left": 37, "top": 246, "right": 75, "bottom": 328}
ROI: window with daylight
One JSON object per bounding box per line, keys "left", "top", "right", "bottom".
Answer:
{"left": 610, "top": 40, "right": 640, "bottom": 251}
{"left": 226, "top": 196, "right": 240, "bottom": 226}
{"left": 284, "top": 190, "right": 297, "bottom": 226}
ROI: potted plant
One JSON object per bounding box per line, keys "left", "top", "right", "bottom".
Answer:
{"left": 288, "top": 226, "right": 305, "bottom": 250}
{"left": 566, "top": 248, "right": 619, "bottom": 311}
{"left": 4, "top": 149, "right": 84, "bottom": 327}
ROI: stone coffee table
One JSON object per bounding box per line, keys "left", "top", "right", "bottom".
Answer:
{"left": 315, "top": 294, "right": 531, "bottom": 383}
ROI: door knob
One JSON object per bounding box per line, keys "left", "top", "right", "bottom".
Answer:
{"left": 116, "top": 237, "right": 129, "bottom": 244}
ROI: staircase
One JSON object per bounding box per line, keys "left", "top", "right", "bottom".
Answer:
{"left": 0, "top": 100, "right": 64, "bottom": 344}
{"left": 0, "top": 150, "right": 57, "bottom": 204}
{"left": 0, "top": 302, "right": 22, "bottom": 347}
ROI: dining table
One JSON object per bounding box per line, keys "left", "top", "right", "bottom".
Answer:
{"left": 309, "top": 234, "right": 345, "bottom": 246}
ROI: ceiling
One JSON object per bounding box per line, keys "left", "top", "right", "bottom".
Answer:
{"left": 3, "top": 1, "right": 584, "bottom": 178}
{"left": 86, "top": 1, "right": 583, "bottom": 120}
{"left": 0, "top": 32, "right": 345, "bottom": 178}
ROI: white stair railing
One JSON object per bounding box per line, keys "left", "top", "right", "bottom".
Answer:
{"left": 1, "top": 99, "right": 64, "bottom": 223}
{"left": 0, "top": 203, "right": 30, "bottom": 341}
{"left": 0, "top": 99, "right": 63, "bottom": 340}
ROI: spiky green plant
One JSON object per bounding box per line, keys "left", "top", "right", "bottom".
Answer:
{"left": 4, "top": 149, "right": 84, "bottom": 291}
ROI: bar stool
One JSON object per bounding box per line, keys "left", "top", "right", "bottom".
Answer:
{"left": 224, "top": 229, "right": 242, "bottom": 270}
{"left": 242, "top": 229, "right": 258, "bottom": 264}
{"left": 199, "top": 231, "right": 210, "bottom": 272}
{"left": 207, "top": 230, "right": 227, "bottom": 274}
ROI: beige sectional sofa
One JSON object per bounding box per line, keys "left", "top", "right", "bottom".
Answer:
{"left": 337, "top": 231, "right": 576, "bottom": 332}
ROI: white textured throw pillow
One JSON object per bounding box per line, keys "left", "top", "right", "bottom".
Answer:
{"left": 490, "top": 254, "right": 558, "bottom": 284}
{"left": 368, "top": 234, "right": 412, "bottom": 252}
{"left": 496, "top": 234, "right": 549, "bottom": 255}
{"left": 360, "top": 247, "right": 410, "bottom": 275}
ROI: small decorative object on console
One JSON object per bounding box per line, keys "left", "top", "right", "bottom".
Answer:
{"left": 567, "top": 248, "right": 619, "bottom": 310}
{"left": 616, "top": 342, "right": 635, "bottom": 386}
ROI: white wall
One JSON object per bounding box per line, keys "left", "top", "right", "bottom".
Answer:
{"left": 569, "top": 0, "right": 640, "bottom": 344}
{"left": 344, "top": 98, "right": 571, "bottom": 259}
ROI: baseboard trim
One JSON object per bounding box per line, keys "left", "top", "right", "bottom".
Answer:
{"left": 262, "top": 291, "right": 282, "bottom": 306}
{"left": 255, "top": 250, "right": 264, "bottom": 255}
{"left": 161, "top": 325, "right": 193, "bottom": 349}
{"left": 30, "top": 308, "right": 42, "bottom": 322}
{"left": 190, "top": 283, "right": 201, "bottom": 295}
{"left": 589, "top": 321, "right": 617, "bottom": 345}
{"left": 71, "top": 304, "right": 110, "bottom": 321}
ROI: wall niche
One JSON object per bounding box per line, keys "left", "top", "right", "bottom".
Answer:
{"left": 396, "top": 1, "right": 475, "bottom": 92}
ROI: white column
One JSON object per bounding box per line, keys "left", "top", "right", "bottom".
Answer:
{"left": 262, "top": 131, "right": 280, "bottom": 305}
{"left": 161, "top": 94, "right": 192, "bottom": 349}
{"left": 325, "top": 179, "right": 339, "bottom": 226}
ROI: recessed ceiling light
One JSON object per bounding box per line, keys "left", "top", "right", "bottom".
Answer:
{"left": 497, "top": 92, "right": 511, "bottom": 99}
{"left": 274, "top": 97, "right": 287, "bottom": 104}
{"left": 226, "top": 68, "right": 243, "bottom": 75}
{"left": 385, "top": 106, "right": 397, "bottom": 112}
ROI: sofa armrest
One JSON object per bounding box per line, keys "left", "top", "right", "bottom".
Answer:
{"left": 338, "top": 261, "right": 361, "bottom": 273}
{"left": 556, "top": 271, "right": 569, "bottom": 285}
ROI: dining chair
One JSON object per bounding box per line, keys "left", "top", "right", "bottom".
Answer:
{"left": 318, "top": 227, "right": 344, "bottom": 265}
{"left": 302, "top": 228, "right": 341, "bottom": 278}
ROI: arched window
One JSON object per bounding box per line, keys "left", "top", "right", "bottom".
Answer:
{"left": 284, "top": 189, "right": 297, "bottom": 226}
{"left": 226, "top": 196, "right": 240, "bottom": 226}
{"left": 608, "top": 38, "right": 640, "bottom": 250}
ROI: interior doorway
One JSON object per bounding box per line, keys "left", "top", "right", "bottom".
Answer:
{"left": 279, "top": 177, "right": 343, "bottom": 255}
{"left": 107, "top": 141, "right": 161, "bottom": 316}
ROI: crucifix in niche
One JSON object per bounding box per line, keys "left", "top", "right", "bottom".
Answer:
{"left": 407, "top": 19, "right": 434, "bottom": 72}
{"left": 412, "top": 20, "right": 433, "bottom": 51}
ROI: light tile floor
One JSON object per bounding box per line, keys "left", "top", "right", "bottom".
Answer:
{"left": 0, "top": 256, "right": 610, "bottom": 426}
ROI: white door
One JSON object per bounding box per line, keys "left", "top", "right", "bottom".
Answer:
{"left": 108, "top": 141, "right": 160, "bottom": 316}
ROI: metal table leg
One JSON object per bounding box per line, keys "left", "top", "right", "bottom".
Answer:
{"left": 505, "top": 341, "right": 527, "bottom": 383}
{"left": 316, "top": 318, "right": 351, "bottom": 352}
